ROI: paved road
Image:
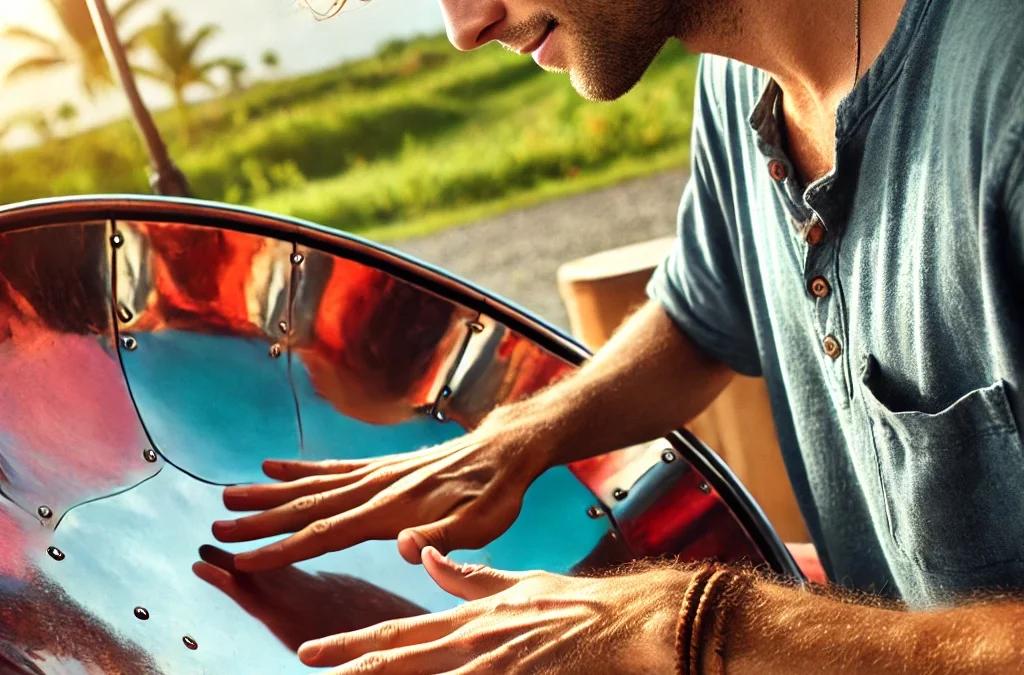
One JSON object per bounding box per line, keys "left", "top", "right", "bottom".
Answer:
{"left": 395, "top": 170, "right": 686, "bottom": 330}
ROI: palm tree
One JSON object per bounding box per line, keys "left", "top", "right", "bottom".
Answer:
{"left": 221, "top": 58, "right": 248, "bottom": 94}
{"left": 1, "top": 0, "right": 148, "bottom": 98}
{"left": 134, "top": 10, "right": 233, "bottom": 146}
{"left": 55, "top": 101, "right": 80, "bottom": 135}
{"left": 261, "top": 49, "right": 280, "bottom": 72}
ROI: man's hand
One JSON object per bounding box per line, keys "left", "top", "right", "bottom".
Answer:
{"left": 212, "top": 414, "right": 555, "bottom": 572}
{"left": 191, "top": 545, "right": 425, "bottom": 651}
{"left": 297, "top": 547, "right": 685, "bottom": 674}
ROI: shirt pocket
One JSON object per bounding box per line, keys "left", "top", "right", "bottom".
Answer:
{"left": 858, "top": 355, "right": 1024, "bottom": 573}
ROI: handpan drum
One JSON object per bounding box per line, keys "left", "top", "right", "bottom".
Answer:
{"left": 0, "top": 196, "right": 799, "bottom": 674}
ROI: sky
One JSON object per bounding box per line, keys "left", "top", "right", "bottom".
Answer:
{"left": 0, "top": 0, "right": 448, "bottom": 146}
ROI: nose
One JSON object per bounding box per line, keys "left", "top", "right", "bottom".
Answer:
{"left": 437, "top": 0, "right": 506, "bottom": 51}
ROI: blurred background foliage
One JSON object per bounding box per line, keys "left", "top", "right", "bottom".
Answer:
{"left": 0, "top": 2, "right": 697, "bottom": 239}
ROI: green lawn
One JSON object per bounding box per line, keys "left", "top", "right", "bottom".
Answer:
{"left": 0, "top": 36, "right": 697, "bottom": 238}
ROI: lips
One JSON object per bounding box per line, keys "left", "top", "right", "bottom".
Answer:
{"left": 517, "top": 20, "right": 557, "bottom": 55}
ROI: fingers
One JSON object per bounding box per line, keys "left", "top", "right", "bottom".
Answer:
{"left": 213, "top": 479, "right": 385, "bottom": 543}
{"left": 421, "top": 547, "right": 525, "bottom": 601}
{"left": 222, "top": 473, "right": 369, "bottom": 512}
{"left": 230, "top": 503, "right": 379, "bottom": 572}
{"left": 198, "top": 544, "right": 237, "bottom": 572}
{"left": 261, "top": 458, "right": 381, "bottom": 481}
{"left": 299, "top": 607, "right": 470, "bottom": 668}
{"left": 320, "top": 640, "right": 467, "bottom": 674}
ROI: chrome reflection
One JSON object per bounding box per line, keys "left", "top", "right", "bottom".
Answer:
{"left": 285, "top": 246, "right": 476, "bottom": 460}
{"left": 0, "top": 220, "right": 162, "bottom": 673}
{"left": 439, "top": 314, "right": 763, "bottom": 562}
{"left": 0, "top": 197, "right": 790, "bottom": 674}
{"left": 112, "top": 220, "right": 299, "bottom": 485}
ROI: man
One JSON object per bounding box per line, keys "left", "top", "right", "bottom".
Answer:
{"left": 212, "top": 0, "right": 1024, "bottom": 670}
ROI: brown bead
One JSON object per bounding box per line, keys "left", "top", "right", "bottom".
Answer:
{"left": 823, "top": 335, "right": 842, "bottom": 359}
{"left": 768, "top": 160, "right": 788, "bottom": 181}
{"left": 810, "top": 276, "right": 830, "bottom": 298}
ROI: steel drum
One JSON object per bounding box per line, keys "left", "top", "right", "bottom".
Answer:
{"left": 0, "top": 196, "right": 799, "bottom": 674}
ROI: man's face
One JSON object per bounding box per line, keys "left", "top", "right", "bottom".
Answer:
{"left": 438, "top": 0, "right": 688, "bottom": 101}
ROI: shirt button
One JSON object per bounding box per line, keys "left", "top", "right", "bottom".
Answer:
{"left": 809, "top": 276, "right": 831, "bottom": 298}
{"left": 768, "top": 160, "right": 788, "bottom": 181}
{"left": 805, "top": 218, "right": 825, "bottom": 246}
{"left": 823, "top": 335, "right": 842, "bottom": 360}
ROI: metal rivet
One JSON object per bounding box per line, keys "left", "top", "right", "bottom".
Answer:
{"left": 116, "top": 305, "right": 134, "bottom": 323}
{"left": 143, "top": 448, "right": 158, "bottom": 463}
{"left": 661, "top": 450, "right": 677, "bottom": 464}
{"left": 269, "top": 343, "right": 282, "bottom": 359}
{"left": 290, "top": 252, "right": 304, "bottom": 265}
{"left": 121, "top": 336, "right": 138, "bottom": 351}
{"left": 37, "top": 505, "right": 52, "bottom": 519}
{"left": 47, "top": 546, "right": 65, "bottom": 561}
{"left": 698, "top": 482, "right": 711, "bottom": 494}
{"left": 468, "top": 321, "right": 485, "bottom": 333}
{"left": 134, "top": 606, "right": 150, "bottom": 621}
{"left": 612, "top": 488, "right": 628, "bottom": 501}
{"left": 441, "top": 386, "right": 452, "bottom": 399}
{"left": 277, "top": 320, "right": 289, "bottom": 334}
{"left": 433, "top": 410, "right": 447, "bottom": 422}
{"left": 182, "top": 636, "right": 198, "bottom": 650}
{"left": 110, "top": 232, "right": 124, "bottom": 248}
{"left": 586, "top": 505, "right": 604, "bottom": 519}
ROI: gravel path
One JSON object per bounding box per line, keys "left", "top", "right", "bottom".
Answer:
{"left": 395, "top": 170, "right": 686, "bottom": 329}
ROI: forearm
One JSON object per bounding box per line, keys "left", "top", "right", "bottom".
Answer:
{"left": 483, "top": 299, "right": 733, "bottom": 466}
{"left": 722, "top": 579, "right": 1024, "bottom": 675}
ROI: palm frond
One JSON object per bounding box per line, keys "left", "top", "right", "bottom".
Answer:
{"left": 0, "top": 26, "right": 62, "bottom": 53}
{"left": 130, "top": 64, "right": 168, "bottom": 84}
{"left": 182, "top": 24, "right": 220, "bottom": 64}
{"left": 112, "top": 0, "right": 151, "bottom": 23}
{"left": 4, "top": 56, "right": 69, "bottom": 83}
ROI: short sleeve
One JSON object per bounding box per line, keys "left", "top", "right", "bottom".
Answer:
{"left": 646, "top": 57, "right": 761, "bottom": 377}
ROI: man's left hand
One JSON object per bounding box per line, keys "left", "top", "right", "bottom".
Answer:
{"left": 298, "top": 547, "right": 686, "bottom": 674}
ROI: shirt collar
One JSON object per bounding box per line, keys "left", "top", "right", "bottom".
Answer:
{"left": 747, "top": 0, "right": 935, "bottom": 147}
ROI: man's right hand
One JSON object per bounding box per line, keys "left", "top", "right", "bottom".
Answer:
{"left": 212, "top": 414, "right": 554, "bottom": 572}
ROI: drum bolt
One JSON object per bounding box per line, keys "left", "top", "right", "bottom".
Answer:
{"left": 269, "top": 343, "right": 283, "bottom": 359}
{"left": 110, "top": 232, "right": 124, "bottom": 248}
{"left": 37, "top": 505, "right": 53, "bottom": 519}
{"left": 586, "top": 505, "right": 604, "bottom": 519}
{"left": 182, "top": 635, "right": 198, "bottom": 650}
{"left": 134, "top": 607, "right": 150, "bottom": 621}
{"left": 612, "top": 488, "right": 628, "bottom": 501}
{"left": 661, "top": 450, "right": 677, "bottom": 463}
{"left": 143, "top": 448, "right": 158, "bottom": 463}
{"left": 121, "top": 336, "right": 138, "bottom": 351}
{"left": 116, "top": 305, "right": 133, "bottom": 323}
{"left": 290, "top": 252, "right": 304, "bottom": 265}
{"left": 47, "top": 546, "right": 65, "bottom": 561}
{"left": 698, "top": 482, "right": 711, "bottom": 494}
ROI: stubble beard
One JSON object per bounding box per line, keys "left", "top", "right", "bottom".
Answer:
{"left": 567, "top": 0, "right": 719, "bottom": 101}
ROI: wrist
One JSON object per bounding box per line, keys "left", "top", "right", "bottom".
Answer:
{"left": 476, "top": 401, "right": 566, "bottom": 478}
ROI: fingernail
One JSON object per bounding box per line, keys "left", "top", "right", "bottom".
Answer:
{"left": 298, "top": 641, "right": 322, "bottom": 662}
{"left": 409, "top": 530, "right": 428, "bottom": 550}
{"left": 212, "top": 521, "right": 236, "bottom": 535}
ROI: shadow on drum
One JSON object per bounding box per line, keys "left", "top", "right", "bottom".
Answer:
{"left": 0, "top": 197, "right": 795, "bottom": 674}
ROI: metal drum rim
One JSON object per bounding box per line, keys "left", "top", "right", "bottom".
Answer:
{"left": 0, "top": 194, "right": 802, "bottom": 580}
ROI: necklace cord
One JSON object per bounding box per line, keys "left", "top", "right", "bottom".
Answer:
{"left": 854, "top": 0, "right": 863, "bottom": 86}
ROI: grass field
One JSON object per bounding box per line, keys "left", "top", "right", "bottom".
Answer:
{"left": 0, "top": 36, "right": 698, "bottom": 239}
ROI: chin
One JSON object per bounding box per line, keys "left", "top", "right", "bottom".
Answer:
{"left": 569, "top": 68, "right": 644, "bottom": 103}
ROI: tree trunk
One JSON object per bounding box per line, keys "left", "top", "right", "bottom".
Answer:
{"left": 85, "top": 0, "right": 191, "bottom": 197}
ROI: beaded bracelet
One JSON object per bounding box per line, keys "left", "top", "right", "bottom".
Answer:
{"left": 674, "top": 565, "right": 754, "bottom": 675}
